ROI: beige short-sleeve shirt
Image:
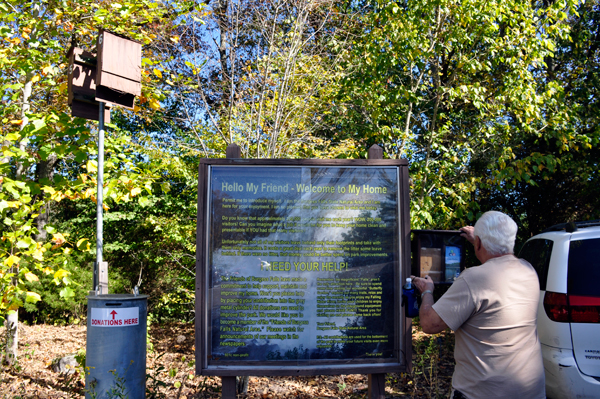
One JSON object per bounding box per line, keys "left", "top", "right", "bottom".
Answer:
{"left": 432, "top": 255, "right": 545, "bottom": 399}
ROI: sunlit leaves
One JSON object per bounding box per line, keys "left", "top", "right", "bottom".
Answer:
{"left": 25, "top": 291, "right": 41, "bottom": 303}
{"left": 53, "top": 268, "right": 70, "bottom": 285}
{"left": 59, "top": 286, "right": 75, "bottom": 299}
{"left": 4, "top": 255, "right": 19, "bottom": 267}
{"left": 24, "top": 271, "right": 39, "bottom": 282}
{"left": 76, "top": 238, "right": 90, "bottom": 251}
{"left": 0, "top": 0, "right": 199, "bottom": 321}
{"left": 337, "top": 0, "right": 581, "bottom": 228}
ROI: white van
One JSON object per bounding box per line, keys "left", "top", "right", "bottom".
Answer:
{"left": 519, "top": 221, "right": 600, "bottom": 398}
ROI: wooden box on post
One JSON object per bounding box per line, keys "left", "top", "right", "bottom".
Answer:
{"left": 95, "top": 30, "right": 141, "bottom": 110}
{"left": 67, "top": 47, "right": 111, "bottom": 122}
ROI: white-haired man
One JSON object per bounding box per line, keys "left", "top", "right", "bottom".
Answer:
{"left": 412, "top": 211, "right": 545, "bottom": 399}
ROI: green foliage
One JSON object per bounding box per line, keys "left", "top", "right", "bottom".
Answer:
{"left": 411, "top": 331, "right": 454, "bottom": 399}
{"left": 145, "top": 353, "right": 203, "bottom": 398}
{"left": 337, "top": 376, "right": 347, "bottom": 393}
{"left": 21, "top": 254, "right": 90, "bottom": 324}
{"left": 107, "top": 366, "right": 131, "bottom": 399}
{"left": 480, "top": 0, "right": 600, "bottom": 236}
{"left": 47, "top": 144, "right": 198, "bottom": 320}
{"left": 0, "top": 0, "right": 201, "bottom": 326}
{"left": 142, "top": 0, "right": 345, "bottom": 159}
{"left": 2, "top": 0, "right": 598, "bottom": 327}
{"left": 145, "top": 353, "right": 169, "bottom": 399}
{"left": 0, "top": 175, "right": 72, "bottom": 321}
{"left": 329, "top": 0, "right": 588, "bottom": 231}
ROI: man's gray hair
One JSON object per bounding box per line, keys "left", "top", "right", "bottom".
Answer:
{"left": 473, "top": 211, "right": 518, "bottom": 256}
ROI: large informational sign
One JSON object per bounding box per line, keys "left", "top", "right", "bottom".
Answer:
{"left": 196, "top": 159, "right": 411, "bottom": 376}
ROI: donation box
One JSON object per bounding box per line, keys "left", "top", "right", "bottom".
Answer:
{"left": 411, "top": 230, "right": 465, "bottom": 284}
{"left": 86, "top": 294, "right": 148, "bottom": 399}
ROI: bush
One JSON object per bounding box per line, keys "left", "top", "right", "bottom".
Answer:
{"left": 21, "top": 253, "right": 131, "bottom": 324}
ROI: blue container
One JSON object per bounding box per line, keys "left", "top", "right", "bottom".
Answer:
{"left": 86, "top": 294, "right": 148, "bottom": 399}
{"left": 402, "top": 279, "right": 419, "bottom": 318}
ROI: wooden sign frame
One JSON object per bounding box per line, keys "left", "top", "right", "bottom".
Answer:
{"left": 195, "top": 157, "right": 412, "bottom": 379}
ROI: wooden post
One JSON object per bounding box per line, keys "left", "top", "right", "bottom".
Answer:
{"left": 226, "top": 143, "right": 241, "bottom": 158}
{"left": 368, "top": 373, "right": 386, "bottom": 399}
{"left": 221, "top": 143, "right": 243, "bottom": 399}
{"left": 368, "top": 144, "right": 384, "bottom": 160}
{"left": 367, "top": 144, "right": 386, "bottom": 399}
{"left": 221, "top": 376, "right": 237, "bottom": 399}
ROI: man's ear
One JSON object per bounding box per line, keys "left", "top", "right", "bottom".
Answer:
{"left": 475, "top": 236, "right": 482, "bottom": 252}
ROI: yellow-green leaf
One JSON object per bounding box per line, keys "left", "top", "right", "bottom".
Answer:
{"left": 32, "top": 249, "right": 44, "bottom": 261}
{"left": 26, "top": 292, "right": 42, "bottom": 303}
{"left": 4, "top": 255, "right": 19, "bottom": 267}
{"left": 42, "top": 186, "right": 56, "bottom": 195}
{"left": 51, "top": 233, "right": 66, "bottom": 245}
{"left": 24, "top": 272, "right": 39, "bottom": 282}
{"left": 54, "top": 269, "right": 70, "bottom": 280}
{"left": 149, "top": 98, "right": 161, "bottom": 110}
{"left": 16, "top": 240, "right": 30, "bottom": 249}
{"left": 86, "top": 160, "right": 98, "bottom": 173}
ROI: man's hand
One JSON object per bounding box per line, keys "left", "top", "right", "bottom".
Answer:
{"left": 410, "top": 275, "right": 448, "bottom": 334}
{"left": 460, "top": 225, "right": 476, "bottom": 245}
{"left": 411, "top": 275, "right": 435, "bottom": 294}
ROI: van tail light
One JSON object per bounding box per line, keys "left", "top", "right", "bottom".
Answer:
{"left": 543, "top": 291, "right": 600, "bottom": 323}
{"left": 544, "top": 292, "right": 570, "bottom": 322}
{"left": 569, "top": 295, "right": 600, "bottom": 323}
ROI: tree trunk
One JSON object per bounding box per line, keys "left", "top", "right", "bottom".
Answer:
{"left": 34, "top": 154, "right": 58, "bottom": 242}
{"left": 5, "top": 311, "right": 18, "bottom": 366}
{"left": 236, "top": 375, "right": 249, "bottom": 394}
{"left": 6, "top": 71, "right": 34, "bottom": 365}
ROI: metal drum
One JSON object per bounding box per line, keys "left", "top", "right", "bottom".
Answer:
{"left": 86, "top": 294, "right": 148, "bottom": 399}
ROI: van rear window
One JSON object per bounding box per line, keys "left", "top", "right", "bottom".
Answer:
{"left": 519, "top": 239, "right": 553, "bottom": 290}
{"left": 568, "top": 238, "right": 600, "bottom": 296}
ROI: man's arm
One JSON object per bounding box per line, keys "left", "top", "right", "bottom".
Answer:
{"left": 412, "top": 275, "right": 448, "bottom": 334}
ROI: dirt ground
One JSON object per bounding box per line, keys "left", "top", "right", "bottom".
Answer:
{"left": 0, "top": 322, "right": 454, "bottom": 398}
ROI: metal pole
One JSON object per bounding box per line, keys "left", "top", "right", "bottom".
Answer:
{"left": 95, "top": 101, "right": 105, "bottom": 291}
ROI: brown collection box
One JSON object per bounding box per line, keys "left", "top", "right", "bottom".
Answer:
{"left": 411, "top": 230, "right": 465, "bottom": 284}
{"left": 95, "top": 30, "right": 141, "bottom": 109}
{"left": 67, "top": 47, "right": 111, "bottom": 122}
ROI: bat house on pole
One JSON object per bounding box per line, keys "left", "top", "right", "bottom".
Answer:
{"left": 67, "top": 47, "right": 111, "bottom": 122}
{"left": 95, "top": 30, "right": 142, "bottom": 109}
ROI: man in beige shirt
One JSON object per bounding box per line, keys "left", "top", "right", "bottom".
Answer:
{"left": 412, "top": 211, "right": 545, "bottom": 399}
